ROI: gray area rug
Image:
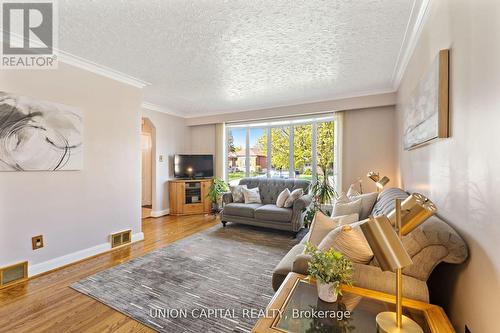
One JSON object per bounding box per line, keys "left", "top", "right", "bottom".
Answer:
{"left": 72, "top": 224, "right": 299, "bottom": 332}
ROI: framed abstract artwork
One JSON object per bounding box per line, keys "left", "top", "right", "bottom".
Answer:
{"left": 403, "top": 49, "right": 449, "bottom": 150}
{"left": 0, "top": 92, "right": 83, "bottom": 171}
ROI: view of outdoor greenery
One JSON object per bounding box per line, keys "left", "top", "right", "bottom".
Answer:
{"left": 227, "top": 121, "right": 335, "bottom": 184}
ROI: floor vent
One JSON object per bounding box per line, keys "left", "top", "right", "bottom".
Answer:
{"left": 0, "top": 261, "right": 28, "bottom": 289}
{"left": 111, "top": 230, "right": 132, "bottom": 248}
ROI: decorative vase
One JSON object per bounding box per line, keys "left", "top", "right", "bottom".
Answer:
{"left": 317, "top": 281, "right": 339, "bottom": 303}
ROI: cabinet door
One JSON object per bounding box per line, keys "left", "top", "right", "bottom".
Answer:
{"left": 169, "top": 182, "right": 185, "bottom": 215}
{"left": 202, "top": 181, "right": 212, "bottom": 213}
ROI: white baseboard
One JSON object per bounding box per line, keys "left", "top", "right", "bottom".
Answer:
{"left": 28, "top": 232, "right": 145, "bottom": 277}
{"left": 150, "top": 209, "right": 170, "bottom": 217}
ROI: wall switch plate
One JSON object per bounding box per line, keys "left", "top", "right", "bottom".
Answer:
{"left": 32, "top": 235, "right": 44, "bottom": 250}
{"left": 159, "top": 155, "right": 164, "bottom": 162}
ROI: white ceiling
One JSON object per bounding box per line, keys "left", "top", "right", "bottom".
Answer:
{"left": 59, "top": 0, "right": 425, "bottom": 117}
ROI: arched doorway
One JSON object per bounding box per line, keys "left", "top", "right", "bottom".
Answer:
{"left": 141, "top": 117, "right": 156, "bottom": 218}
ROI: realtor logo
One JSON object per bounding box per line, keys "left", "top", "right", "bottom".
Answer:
{"left": 1, "top": 0, "right": 58, "bottom": 68}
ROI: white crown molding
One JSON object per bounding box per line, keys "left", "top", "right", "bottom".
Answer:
{"left": 141, "top": 102, "right": 184, "bottom": 117}
{"left": 58, "top": 50, "right": 150, "bottom": 88}
{"left": 28, "top": 232, "right": 144, "bottom": 277}
{"left": 4, "top": 32, "right": 150, "bottom": 88}
{"left": 391, "top": 0, "right": 431, "bottom": 90}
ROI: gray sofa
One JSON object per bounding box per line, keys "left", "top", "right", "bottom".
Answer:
{"left": 221, "top": 178, "right": 312, "bottom": 233}
{"left": 272, "top": 188, "right": 469, "bottom": 302}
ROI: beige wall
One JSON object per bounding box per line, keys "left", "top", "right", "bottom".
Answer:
{"left": 0, "top": 63, "right": 143, "bottom": 275}
{"left": 189, "top": 124, "right": 216, "bottom": 155}
{"left": 396, "top": 1, "right": 500, "bottom": 332}
{"left": 141, "top": 109, "right": 190, "bottom": 215}
{"left": 343, "top": 106, "right": 397, "bottom": 193}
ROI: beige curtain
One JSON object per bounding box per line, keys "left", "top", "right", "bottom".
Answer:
{"left": 334, "top": 111, "right": 344, "bottom": 194}
{"left": 215, "top": 123, "right": 225, "bottom": 179}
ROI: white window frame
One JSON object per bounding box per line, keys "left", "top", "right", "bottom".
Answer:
{"left": 225, "top": 114, "right": 341, "bottom": 189}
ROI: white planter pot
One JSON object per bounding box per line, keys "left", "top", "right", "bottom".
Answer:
{"left": 317, "top": 281, "right": 339, "bottom": 303}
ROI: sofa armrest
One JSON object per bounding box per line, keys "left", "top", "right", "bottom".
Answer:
{"left": 222, "top": 192, "right": 233, "bottom": 205}
{"left": 291, "top": 194, "right": 313, "bottom": 232}
{"left": 292, "top": 253, "right": 311, "bottom": 275}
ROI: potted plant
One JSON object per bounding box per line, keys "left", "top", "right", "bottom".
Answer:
{"left": 305, "top": 242, "right": 353, "bottom": 303}
{"left": 206, "top": 178, "right": 229, "bottom": 213}
{"left": 302, "top": 175, "right": 338, "bottom": 227}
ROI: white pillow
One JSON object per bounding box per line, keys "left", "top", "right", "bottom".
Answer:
{"left": 348, "top": 192, "right": 378, "bottom": 220}
{"left": 276, "top": 188, "right": 290, "bottom": 208}
{"left": 318, "top": 221, "right": 374, "bottom": 264}
{"left": 333, "top": 198, "right": 362, "bottom": 217}
{"left": 284, "top": 188, "right": 304, "bottom": 208}
{"left": 242, "top": 187, "right": 262, "bottom": 204}
{"left": 230, "top": 185, "right": 247, "bottom": 203}
{"left": 346, "top": 183, "right": 361, "bottom": 197}
{"left": 307, "top": 212, "right": 359, "bottom": 246}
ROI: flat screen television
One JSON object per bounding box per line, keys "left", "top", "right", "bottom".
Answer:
{"left": 174, "top": 154, "right": 214, "bottom": 179}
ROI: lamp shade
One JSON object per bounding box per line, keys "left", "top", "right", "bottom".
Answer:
{"left": 376, "top": 176, "right": 390, "bottom": 189}
{"left": 367, "top": 171, "right": 380, "bottom": 183}
{"left": 360, "top": 216, "right": 412, "bottom": 272}
{"left": 387, "top": 193, "right": 437, "bottom": 235}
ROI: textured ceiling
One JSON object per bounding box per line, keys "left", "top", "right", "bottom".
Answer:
{"left": 59, "top": 0, "right": 417, "bottom": 116}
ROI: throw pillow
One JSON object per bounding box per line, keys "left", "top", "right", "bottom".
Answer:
{"left": 230, "top": 185, "right": 247, "bottom": 203}
{"left": 333, "top": 198, "right": 362, "bottom": 217}
{"left": 276, "top": 188, "right": 290, "bottom": 208}
{"left": 242, "top": 187, "right": 262, "bottom": 204}
{"left": 307, "top": 211, "right": 359, "bottom": 246}
{"left": 348, "top": 192, "right": 378, "bottom": 220}
{"left": 346, "top": 183, "right": 361, "bottom": 197}
{"left": 318, "top": 221, "right": 374, "bottom": 264}
{"left": 284, "top": 188, "right": 304, "bottom": 208}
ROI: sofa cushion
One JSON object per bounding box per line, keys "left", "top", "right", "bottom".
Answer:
{"left": 371, "top": 187, "right": 409, "bottom": 217}
{"left": 242, "top": 187, "right": 262, "bottom": 204}
{"left": 223, "top": 203, "right": 262, "bottom": 218}
{"left": 352, "top": 263, "right": 429, "bottom": 302}
{"left": 308, "top": 212, "right": 359, "bottom": 246}
{"left": 319, "top": 222, "right": 374, "bottom": 264}
{"left": 230, "top": 185, "right": 247, "bottom": 203}
{"left": 255, "top": 204, "right": 293, "bottom": 222}
{"left": 272, "top": 243, "right": 305, "bottom": 291}
{"left": 276, "top": 188, "right": 290, "bottom": 208}
{"left": 284, "top": 188, "right": 304, "bottom": 208}
{"left": 348, "top": 192, "right": 378, "bottom": 220}
{"left": 333, "top": 198, "right": 362, "bottom": 217}
{"left": 239, "top": 177, "right": 310, "bottom": 204}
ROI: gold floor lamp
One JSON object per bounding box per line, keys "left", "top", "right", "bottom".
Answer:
{"left": 360, "top": 194, "right": 436, "bottom": 333}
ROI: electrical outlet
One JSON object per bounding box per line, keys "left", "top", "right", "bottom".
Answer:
{"left": 159, "top": 154, "right": 164, "bottom": 162}
{"left": 32, "top": 235, "right": 44, "bottom": 250}
{"left": 465, "top": 325, "right": 471, "bottom": 333}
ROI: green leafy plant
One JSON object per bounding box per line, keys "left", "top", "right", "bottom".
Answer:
{"left": 304, "top": 242, "right": 353, "bottom": 295}
{"left": 310, "top": 175, "right": 337, "bottom": 204}
{"left": 206, "top": 178, "right": 229, "bottom": 205}
{"left": 302, "top": 175, "right": 338, "bottom": 227}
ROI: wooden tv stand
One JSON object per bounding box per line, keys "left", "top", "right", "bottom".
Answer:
{"left": 169, "top": 179, "right": 212, "bottom": 216}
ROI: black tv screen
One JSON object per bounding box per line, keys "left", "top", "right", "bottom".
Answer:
{"left": 174, "top": 154, "right": 213, "bottom": 179}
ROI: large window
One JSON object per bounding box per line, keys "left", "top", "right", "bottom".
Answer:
{"left": 226, "top": 115, "right": 339, "bottom": 187}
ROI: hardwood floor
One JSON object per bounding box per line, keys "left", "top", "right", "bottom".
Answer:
{"left": 0, "top": 214, "right": 220, "bottom": 333}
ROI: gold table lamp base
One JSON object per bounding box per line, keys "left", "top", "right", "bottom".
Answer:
{"left": 376, "top": 312, "right": 423, "bottom": 333}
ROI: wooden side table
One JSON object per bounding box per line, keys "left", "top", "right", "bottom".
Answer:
{"left": 252, "top": 273, "right": 455, "bottom": 333}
